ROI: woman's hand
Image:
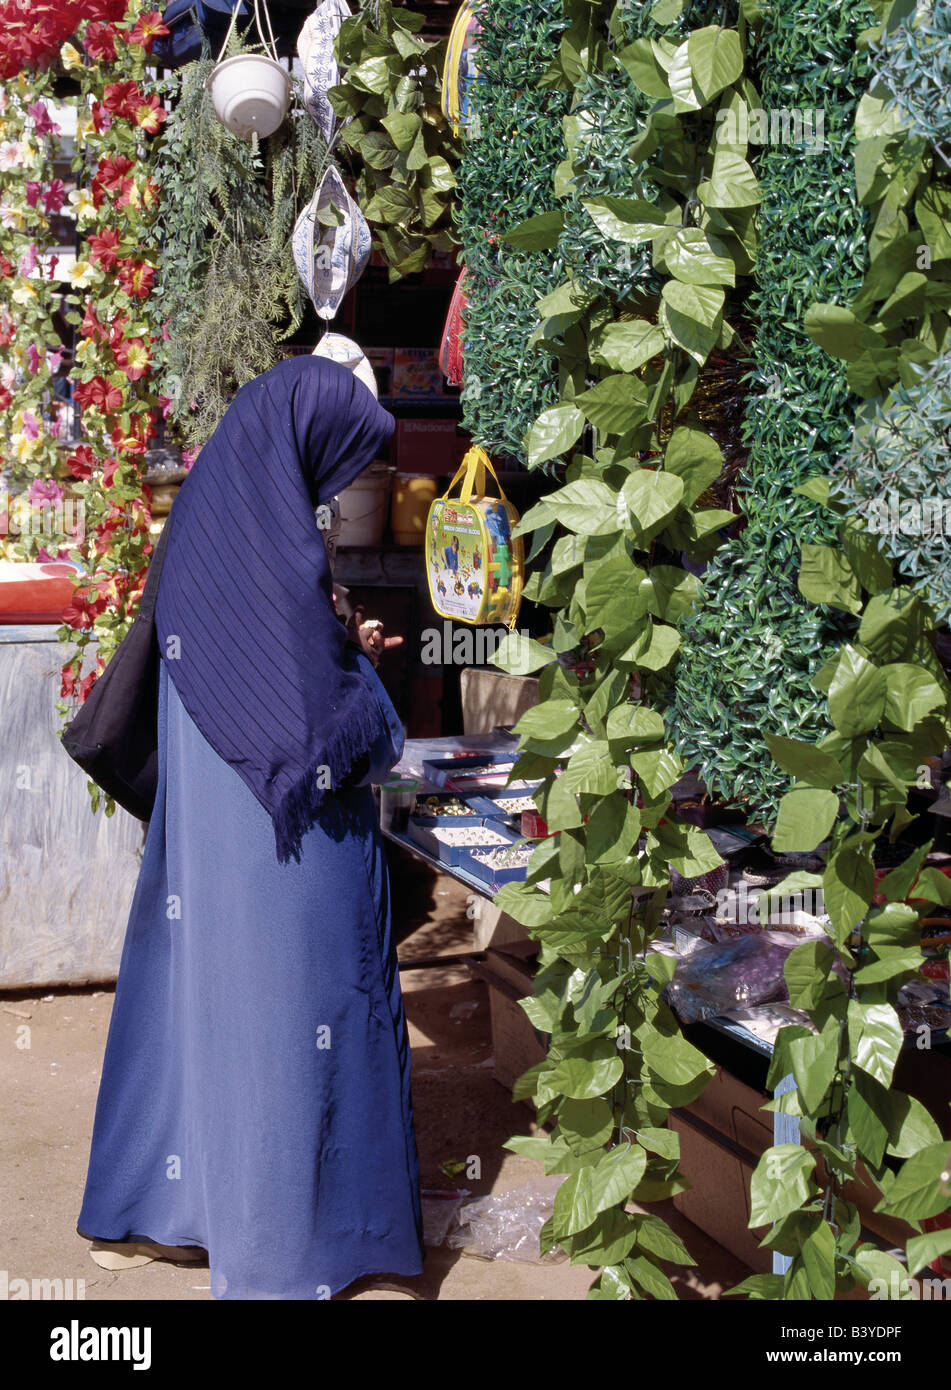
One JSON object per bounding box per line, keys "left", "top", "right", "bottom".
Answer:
{"left": 346, "top": 605, "right": 404, "bottom": 668}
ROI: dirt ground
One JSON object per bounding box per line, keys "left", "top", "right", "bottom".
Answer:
{"left": 0, "top": 843, "right": 750, "bottom": 1301}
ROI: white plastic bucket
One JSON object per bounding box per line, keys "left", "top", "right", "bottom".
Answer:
{"left": 207, "top": 54, "right": 291, "bottom": 138}
{"left": 337, "top": 464, "right": 393, "bottom": 547}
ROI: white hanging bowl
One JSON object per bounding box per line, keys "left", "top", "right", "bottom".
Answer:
{"left": 207, "top": 54, "right": 291, "bottom": 139}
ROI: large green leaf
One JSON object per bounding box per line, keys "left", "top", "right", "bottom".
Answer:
{"left": 849, "top": 1000, "right": 903, "bottom": 1088}
{"left": 547, "top": 1049, "right": 625, "bottom": 1102}
{"left": 491, "top": 632, "right": 556, "bottom": 676}
{"left": 575, "top": 374, "right": 649, "bottom": 434}
{"left": 660, "top": 227, "right": 736, "bottom": 286}
{"left": 765, "top": 734, "right": 844, "bottom": 789}
{"left": 552, "top": 1143, "right": 647, "bottom": 1236}
{"left": 563, "top": 741, "right": 619, "bottom": 796}
{"left": 686, "top": 26, "right": 743, "bottom": 104}
{"left": 827, "top": 646, "right": 886, "bottom": 736}
{"left": 545, "top": 479, "right": 621, "bottom": 535}
{"left": 583, "top": 196, "right": 669, "bottom": 244}
{"left": 524, "top": 403, "right": 586, "bottom": 468}
{"left": 641, "top": 1028, "right": 712, "bottom": 1086}
{"left": 620, "top": 469, "right": 685, "bottom": 539}
{"left": 881, "top": 664, "right": 946, "bottom": 732}
{"left": 501, "top": 210, "right": 565, "bottom": 250}
{"left": 803, "top": 304, "right": 885, "bottom": 362}
{"left": 663, "top": 426, "right": 723, "bottom": 505}
{"left": 698, "top": 150, "right": 759, "bottom": 208}
{"left": 615, "top": 38, "right": 670, "bottom": 97}
{"left": 591, "top": 319, "right": 666, "bottom": 372}
{"left": 876, "top": 1142, "right": 951, "bottom": 1222}
{"left": 772, "top": 787, "right": 839, "bottom": 853}
{"left": 798, "top": 544, "right": 863, "bottom": 614}
{"left": 748, "top": 1147, "right": 818, "bottom": 1227}
{"left": 513, "top": 701, "right": 580, "bottom": 741}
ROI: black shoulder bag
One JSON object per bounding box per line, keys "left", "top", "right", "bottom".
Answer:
{"left": 61, "top": 520, "right": 171, "bottom": 821}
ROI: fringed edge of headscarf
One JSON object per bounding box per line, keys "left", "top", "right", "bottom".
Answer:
{"left": 271, "top": 682, "right": 384, "bottom": 865}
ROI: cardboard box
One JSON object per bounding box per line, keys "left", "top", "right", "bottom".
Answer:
{"left": 391, "top": 347, "right": 444, "bottom": 400}
{"left": 472, "top": 942, "right": 544, "bottom": 1101}
{"left": 671, "top": 1066, "right": 916, "bottom": 1277}
{"left": 395, "top": 417, "right": 466, "bottom": 475}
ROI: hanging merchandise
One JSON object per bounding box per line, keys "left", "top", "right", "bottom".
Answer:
{"left": 206, "top": 0, "right": 291, "bottom": 139}
{"left": 312, "top": 332, "right": 378, "bottom": 398}
{"left": 292, "top": 165, "right": 371, "bottom": 320}
{"left": 425, "top": 447, "right": 523, "bottom": 629}
{"left": 297, "top": 0, "right": 351, "bottom": 144}
{"left": 442, "top": 0, "right": 481, "bottom": 137}
{"left": 439, "top": 267, "right": 467, "bottom": 387}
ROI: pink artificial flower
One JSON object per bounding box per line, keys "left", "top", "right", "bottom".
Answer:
{"left": 48, "top": 416, "right": 61, "bottom": 438}
{"left": 47, "top": 347, "right": 63, "bottom": 371}
{"left": 161, "top": 320, "right": 171, "bottom": 342}
{"left": 27, "top": 102, "right": 59, "bottom": 138}
{"left": 46, "top": 254, "right": 58, "bottom": 281}
{"left": 22, "top": 411, "right": 40, "bottom": 439}
{"left": 28, "top": 478, "right": 63, "bottom": 507}
{"left": 157, "top": 393, "right": 171, "bottom": 420}
{"left": 181, "top": 446, "right": 200, "bottom": 470}
{"left": 42, "top": 179, "right": 65, "bottom": 215}
{"left": 19, "top": 243, "right": 37, "bottom": 275}
{"left": 26, "top": 343, "right": 39, "bottom": 374}
{"left": 24, "top": 180, "right": 41, "bottom": 207}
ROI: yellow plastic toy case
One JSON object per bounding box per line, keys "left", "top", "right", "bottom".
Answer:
{"left": 425, "top": 447, "right": 524, "bottom": 628}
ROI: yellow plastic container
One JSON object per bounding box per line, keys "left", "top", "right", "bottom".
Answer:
{"left": 392, "top": 473, "right": 437, "bottom": 546}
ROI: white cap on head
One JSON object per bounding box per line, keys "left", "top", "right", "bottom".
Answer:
{"left": 312, "top": 333, "right": 379, "bottom": 399}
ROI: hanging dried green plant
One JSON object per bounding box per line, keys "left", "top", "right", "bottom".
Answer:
{"left": 155, "top": 41, "right": 329, "bottom": 448}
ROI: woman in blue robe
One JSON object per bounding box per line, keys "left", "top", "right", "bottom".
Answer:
{"left": 77, "top": 357, "right": 424, "bottom": 1299}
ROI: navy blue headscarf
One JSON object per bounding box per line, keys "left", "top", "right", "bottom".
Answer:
{"left": 154, "top": 355, "right": 395, "bottom": 863}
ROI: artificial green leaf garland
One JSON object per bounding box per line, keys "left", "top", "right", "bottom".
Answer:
{"left": 667, "top": 0, "right": 876, "bottom": 820}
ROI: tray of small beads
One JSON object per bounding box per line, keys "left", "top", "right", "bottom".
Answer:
{"left": 406, "top": 817, "right": 517, "bottom": 866}
{"left": 461, "top": 837, "right": 534, "bottom": 887}
{"left": 411, "top": 794, "right": 483, "bottom": 825}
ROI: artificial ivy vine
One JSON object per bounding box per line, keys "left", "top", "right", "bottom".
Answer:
{"left": 731, "top": 0, "right": 951, "bottom": 1299}
{"left": 668, "top": 0, "right": 874, "bottom": 819}
{"left": 330, "top": 0, "right": 460, "bottom": 281}
{"left": 482, "top": 0, "right": 763, "bottom": 1299}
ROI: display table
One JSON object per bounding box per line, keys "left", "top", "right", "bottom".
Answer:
{"left": 382, "top": 737, "right": 943, "bottom": 1274}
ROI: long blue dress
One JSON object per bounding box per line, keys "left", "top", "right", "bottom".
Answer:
{"left": 78, "top": 652, "right": 424, "bottom": 1299}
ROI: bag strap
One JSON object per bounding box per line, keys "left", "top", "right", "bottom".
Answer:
{"left": 441, "top": 446, "right": 505, "bottom": 504}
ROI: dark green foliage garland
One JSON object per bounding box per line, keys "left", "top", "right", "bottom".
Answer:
{"left": 455, "top": 0, "right": 569, "bottom": 462}
{"left": 666, "top": 0, "right": 875, "bottom": 818}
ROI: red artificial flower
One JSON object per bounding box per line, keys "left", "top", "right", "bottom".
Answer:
{"left": 88, "top": 226, "right": 121, "bottom": 271}
{"left": 66, "top": 444, "right": 97, "bottom": 479}
{"left": 0, "top": 386, "right": 11, "bottom": 412}
{"left": 133, "top": 94, "right": 166, "bottom": 134}
{"left": 102, "top": 80, "right": 142, "bottom": 119}
{"left": 60, "top": 663, "right": 76, "bottom": 699}
{"left": 90, "top": 100, "right": 112, "bottom": 135}
{"left": 116, "top": 257, "right": 154, "bottom": 298}
{"left": 79, "top": 301, "right": 108, "bottom": 342}
{"left": 107, "top": 311, "right": 129, "bottom": 348}
{"left": 62, "top": 586, "right": 107, "bottom": 633}
{"left": 77, "top": 671, "right": 98, "bottom": 703}
{"left": 85, "top": 0, "right": 130, "bottom": 21}
{"left": 42, "top": 177, "right": 65, "bottom": 214}
{"left": 73, "top": 375, "right": 123, "bottom": 414}
{"left": 100, "top": 458, "right": 122, "bottom": 489}
{"left": 83, "top": 21, "right": 117, "bottom": 61}
{"left": 114, "top": 336, "right": 151, "bottom": 381}
{"left": 91, "top": 154, "right": 135, "bottom": 208}
{"left": 126, "top": 10, "right": 169, "bottom": 51}
{"left": 0, "top": 256, "right": 12, "bottom": 278}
